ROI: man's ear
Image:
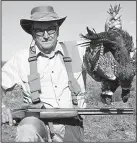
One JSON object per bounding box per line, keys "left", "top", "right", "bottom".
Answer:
{"left": 31, "top": 29, "right": 36, "bottom": 39}
{"left": 57, "top": 28, "right": 59, "bottom": 36}
{"left": 30, "top": 23, "right": 36, "bottom": 38}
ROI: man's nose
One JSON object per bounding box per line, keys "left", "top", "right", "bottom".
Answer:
{"left": 43, "top": 31, "right": 49, "bottom": 39}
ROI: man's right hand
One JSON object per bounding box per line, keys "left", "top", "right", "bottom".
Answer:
{"left": 2, "top": 104, "right": 13, "bottom": 126}
{"left": 105, "top": 13, "right": 122, "bottom": 32}
{"left": 105, "top": 4, "right": 122, "bottom": 32}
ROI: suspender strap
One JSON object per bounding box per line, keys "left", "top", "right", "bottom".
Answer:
{"left": 28, "top": 46, "right": 41, "bottom": 104}
{"left": 28, "top": 45, "right": 55, "bottom": 139}
{"left": 59, "top": 42, "right": 81, "bottom": 106}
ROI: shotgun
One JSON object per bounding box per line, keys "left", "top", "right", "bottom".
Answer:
{"left": 11, "top": 108, "right": 135, "bottom": 120}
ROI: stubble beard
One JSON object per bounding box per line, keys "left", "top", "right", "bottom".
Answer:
{"left": 35, "top": 38, "right": 58, "bottom": 54}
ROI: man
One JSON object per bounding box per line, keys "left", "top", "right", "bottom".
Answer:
{"left": 2, "top": 5, "right": 122, "bottom": 142}
{"left": 2, "top": 5, "right": 86, "bottom": 142}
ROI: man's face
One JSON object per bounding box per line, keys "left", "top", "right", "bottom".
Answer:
{"left": 32, "top": 21, "right": 59, "bottom": 54}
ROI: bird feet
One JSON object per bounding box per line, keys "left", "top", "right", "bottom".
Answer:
{"left": 121, "top": 89, "right": 130, "bottom": 103}
{"left": 100, "top": 94, "right": 112, "bottom": 105}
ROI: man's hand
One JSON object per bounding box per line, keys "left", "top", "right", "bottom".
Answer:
{"left": 2, "top": 104, "right": 13, "bottom": 126}
{"left": 105, "top": 14, "right": 122, "bottom": 31}
{"left": 105, "top": 4, "right": 122, "bottom": 32}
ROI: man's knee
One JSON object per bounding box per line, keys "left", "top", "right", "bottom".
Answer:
{"left": 15, "top": 116, "right": 48, "bottom": 142}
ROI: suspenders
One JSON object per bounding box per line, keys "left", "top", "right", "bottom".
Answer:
{"left": 59, "top": 42, "right": 81, "bottom": 106}
{"left": 28, "top": 42, "right": 81, "bottom": 106}
{"left": 28, "top": 42, "right": 81, "bottom": 140}
{"left": 28, "top": 46, "right": 41, "bottom": 104}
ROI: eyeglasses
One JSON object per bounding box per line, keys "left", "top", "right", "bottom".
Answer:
{"left": 35, "top": 26, "right": 58, "bottom": 37}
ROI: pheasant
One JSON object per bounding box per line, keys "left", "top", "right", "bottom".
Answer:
{"left": 80, "top": 26, "right": 136, "bottom": 105}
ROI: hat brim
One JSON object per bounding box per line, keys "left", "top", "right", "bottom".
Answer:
{"left": 20, "top": 16, "right": 67, "bottom": 34}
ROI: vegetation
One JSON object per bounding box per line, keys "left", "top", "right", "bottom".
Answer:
{"left": 2, "top": 74, "right": 136, "bottom": 142}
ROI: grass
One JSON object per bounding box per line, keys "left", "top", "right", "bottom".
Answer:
{"left": 2, "top": 74, "right": 136, "bottom": 142}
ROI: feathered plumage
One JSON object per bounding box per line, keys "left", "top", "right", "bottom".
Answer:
{"left": 82, "top": 26, "right": 136, "bottom": 104}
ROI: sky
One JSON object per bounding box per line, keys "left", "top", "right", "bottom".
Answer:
{"left": 2, "top": 1, "right": 136, "bottom": 61}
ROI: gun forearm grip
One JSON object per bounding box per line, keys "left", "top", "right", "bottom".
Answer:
{"left": 40, "top": 110, "right": 78, "bottom": 119}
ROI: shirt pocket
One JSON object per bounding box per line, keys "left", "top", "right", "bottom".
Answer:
{"left": 20, "top": 72, "right": 44, "bottom": 93}
{"left": 20, "top": 71, "right": 44, "bottom": 83}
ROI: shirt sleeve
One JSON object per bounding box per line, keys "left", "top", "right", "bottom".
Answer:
{"left": 2, "top": 53, "right": 22, "bottom": 90}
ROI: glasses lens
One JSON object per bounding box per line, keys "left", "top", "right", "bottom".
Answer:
{"left": 35, "top": 30, "right": 44, "bottom": 36}
{"left": 47, "top": 26, "right": 57, "bottom": 34}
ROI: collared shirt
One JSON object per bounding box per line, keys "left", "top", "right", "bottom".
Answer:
{"left": 2, "top": 41, "right": 86, "bottom": 108}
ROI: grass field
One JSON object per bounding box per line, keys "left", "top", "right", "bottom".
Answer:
{"left": 2, "top": 74, "right": 136, "bottom": 142}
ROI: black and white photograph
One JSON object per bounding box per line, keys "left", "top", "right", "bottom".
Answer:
{"left": 1, "top": 1, "right": 136, "bottom": 142}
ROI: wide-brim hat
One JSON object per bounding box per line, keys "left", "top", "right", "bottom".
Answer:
{"left": 20, "top": 6, "right": 67, "bottom": 34}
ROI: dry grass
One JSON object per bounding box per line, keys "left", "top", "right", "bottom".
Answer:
{"left": 2, "top": 74, "right": 136, "bottom": 142}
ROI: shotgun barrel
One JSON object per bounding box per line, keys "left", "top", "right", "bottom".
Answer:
{"left": 11, "top": 108, "right": 135, "bottom": 120}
